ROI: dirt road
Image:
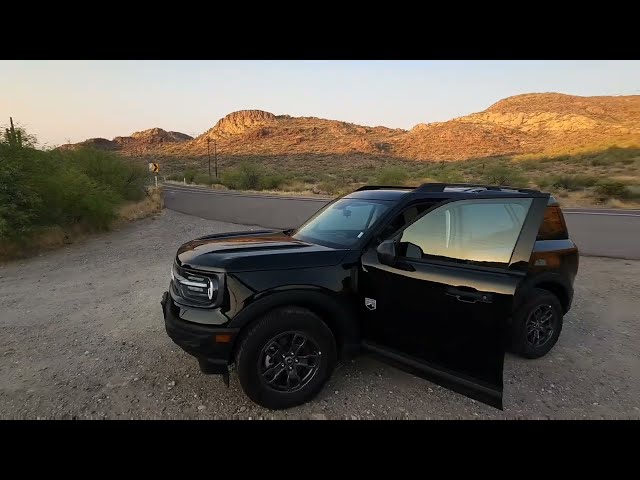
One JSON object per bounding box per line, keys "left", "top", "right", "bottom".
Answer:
{"left": 1, "top": 210, "right": 638, "bottom": 419}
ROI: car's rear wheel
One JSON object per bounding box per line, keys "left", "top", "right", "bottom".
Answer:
{"left": 511, "top": 288, "right": 563, "bottom": 359}
{"left": 235, "top": 306, "right": 336, "bottom": 410}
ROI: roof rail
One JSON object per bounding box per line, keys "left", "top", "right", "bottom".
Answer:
{"left": 414, "top": 183, "right": 541, "bottom": 194}
{"left": 354, "top": 185, "right": 415, "bottom": 192}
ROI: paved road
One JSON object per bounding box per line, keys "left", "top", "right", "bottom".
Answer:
{"left": 163, "top": 184, "right": 640, "bottom": 260}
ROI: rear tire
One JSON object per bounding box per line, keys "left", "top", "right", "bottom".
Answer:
{"left": 235, "top": 306, "right": 337, "bottom": 410}
{"left": 511, "top": 288, "right": 563, "bottom": 359}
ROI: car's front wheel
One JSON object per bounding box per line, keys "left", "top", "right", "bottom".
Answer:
{"left": 511, "top": 288, "right": 564, "bottom": 359}
{"left": 235, "top": 306, "right": 337, "bottom": 410}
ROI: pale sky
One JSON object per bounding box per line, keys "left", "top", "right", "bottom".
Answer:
{"left": 1, "top": 60, "right": 638, "bottom": 147}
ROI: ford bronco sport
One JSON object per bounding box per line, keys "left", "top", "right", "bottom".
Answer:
{"left": 161, "top": 183, "right": 578, "bottom": 410}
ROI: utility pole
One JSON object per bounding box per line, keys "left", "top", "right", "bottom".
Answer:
{"left": 214, "top": 139, "right": 218, "bottom": 178}
{"left": 206, "top": 137, "right": 212, "bottom": 183}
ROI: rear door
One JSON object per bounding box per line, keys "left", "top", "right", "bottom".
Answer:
{"left": 360, "top": 195, "right": 548, "bottom": 409}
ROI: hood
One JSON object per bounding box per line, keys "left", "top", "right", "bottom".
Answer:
{"left": 176, "top": 230, "right": 348, "bottom": 272}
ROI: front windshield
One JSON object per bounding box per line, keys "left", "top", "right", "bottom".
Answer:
{"left": 292, "top": 198, "right": 391, "bottom": 248}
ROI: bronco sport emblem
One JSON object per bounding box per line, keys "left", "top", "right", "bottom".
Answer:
{"left": 365, "top": 298, "right": 377, "bottom": 310}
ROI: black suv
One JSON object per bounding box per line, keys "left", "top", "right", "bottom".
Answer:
{"left": 161, "top": 183, "right": 578, "bottom": 410}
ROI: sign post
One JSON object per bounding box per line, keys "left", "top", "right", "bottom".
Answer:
{"left": 149, "top": 162, "right": 160, "bottom": 188}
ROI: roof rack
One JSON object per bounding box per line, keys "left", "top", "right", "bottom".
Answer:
{"left": 354, "top": 185, "right": 416, "bottom": 192}
{"left": 413, "top": 183, "right": 541, "bottom": 194}
{"left": 354, "top": 183, "right": 542, "bottom": 195}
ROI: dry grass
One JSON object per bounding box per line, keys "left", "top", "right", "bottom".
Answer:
{"left": 117, "top": 187, "right": 164, "bottom": 223}
{"left": 549, "top": 190, "right": 640, "bottom": 209}
{"left": 0, "top": 187, "right": 165, "bottom": 263}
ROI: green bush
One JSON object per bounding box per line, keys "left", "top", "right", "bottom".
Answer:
{"left": 594, "top": 181, "right": 630, "bottom": 200}
{"left": 183, "top": 170, "right": 198, "bottom": 183}
{"left": 193, "top": 173, "right": 213, "bottom": 185}
{"left": 376, "top": 167, "right": 408, "bottom": 185}
{"left": 432, "top": 169, "right": 464, "bottom": 183}
{"left": 546, "top": 175, "right": 598, "bottom": 191}
{"left": 0, "top": 149, "right": 42, "bottom": 238}
{"left": 260, "top": 174, "right": 285, "bottom": 190}
{"left": 483, "top": 165, "right": 526, "bottom": 186}
{"left": 65, "top": 147, "right": 147, "bottom": 201}
{"left": 0, "top": 139, "right": 149, "bottom": 241}
{"left": 627, "top": 185, "right": 640, "bottom": 200}
{"left": 220, "top": 162, "right": 283, "bottom": 191}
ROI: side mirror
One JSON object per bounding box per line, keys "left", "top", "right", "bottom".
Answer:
{"left": 376, "top": 239, "right": 397, "bottom": 267}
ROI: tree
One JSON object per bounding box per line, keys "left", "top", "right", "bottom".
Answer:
{"left": 2, "top": 117, "right": 38, "bottom": 148}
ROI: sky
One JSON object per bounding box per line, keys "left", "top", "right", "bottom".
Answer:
{"left": 1, "top": 60, "right": 639, "bottom": 147}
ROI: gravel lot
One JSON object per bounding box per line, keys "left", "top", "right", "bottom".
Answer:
{"left": 1, "top": 209, "right": 639, "bottom": 419}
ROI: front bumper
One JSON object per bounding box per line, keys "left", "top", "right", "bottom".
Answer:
{"left": 161, "top": 291, "right": 239, "bottom": 375}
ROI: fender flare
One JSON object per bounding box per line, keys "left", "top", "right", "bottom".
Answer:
{"left": 515, "top": 272, "right": 572, "bottom": 313}
{"left": 227, "top": 287, "right": 361, "bottom": 359}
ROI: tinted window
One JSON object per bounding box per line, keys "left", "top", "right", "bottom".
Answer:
{"left": 537, "top": 206, "right": 568, "bottom": 240}
{"left": 398, "top": 198, "right": 533, "bottom": 267}
{"left": 293, "top": 198, "right": 391, "bottom": 248}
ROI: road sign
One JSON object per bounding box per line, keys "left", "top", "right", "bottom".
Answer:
{"left": 149, "top": 162, "right": 160, "bottom": 173}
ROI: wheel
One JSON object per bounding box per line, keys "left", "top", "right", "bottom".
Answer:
{"left": 511, "top": 288, "right": 563, "bottom": 359}
{"left": 235, "top": 306, "right": 337, "bottom": 410}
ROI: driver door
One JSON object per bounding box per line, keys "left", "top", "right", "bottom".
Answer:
{"left": 359, "top": 196, "right": 546, "bottom": 409}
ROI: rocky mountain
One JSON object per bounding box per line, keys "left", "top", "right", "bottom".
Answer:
{"left": 62, "top": 93, "right": 640, "bottom": 162}
{"left": 60, "top": 128, "right": 193, "bottom": 152}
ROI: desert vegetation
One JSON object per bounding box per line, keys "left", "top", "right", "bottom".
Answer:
{"left": 163, "top": 146, "right": 640, "bottom": 207}
{"left": 0, "top": 123, "right": 162, "bottom": 260}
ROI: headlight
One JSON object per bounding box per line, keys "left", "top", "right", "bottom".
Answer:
{"left": 171, "top": 263, "right": 223, "bottom": 307}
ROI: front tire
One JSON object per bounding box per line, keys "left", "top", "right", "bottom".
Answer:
{"left": 235, "top": 306, "right": 337, "bottom": 410}
{"left": 511, "top": 288, "right": 563, "bottom": 359}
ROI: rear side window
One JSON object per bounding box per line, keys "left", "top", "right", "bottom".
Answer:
{"left": 537, "top": 206, "right": 568, "bottom": 240}
{"left": 398, "top": 198, "right": 533, "bottom": 268}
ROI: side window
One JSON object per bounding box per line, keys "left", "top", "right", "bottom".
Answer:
{"left": 398, "top": 198, "right": 533, "bottom": 268}
{"left": 379, "top": 203, "right": 436, "bottom": 240}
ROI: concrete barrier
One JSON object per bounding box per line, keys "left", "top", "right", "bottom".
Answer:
{"left": 163, "top": 185, "right": 330, "bottom": 229}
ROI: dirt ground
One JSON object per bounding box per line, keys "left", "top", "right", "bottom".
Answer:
{"left": 1, "top": 210, "right": 638, "bottom": 419}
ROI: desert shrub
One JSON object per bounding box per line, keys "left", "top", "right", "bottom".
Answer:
{"left": 0, "top": 148, "right": 42, "bottom": 238}
{"left": 0, "top": 136, "right": 149, "bottom": 241}
{"left": 260, "top": 174, "right": 285, "bottom": 190}
{"left": 221, "top": 162, "right": 282, "bottom": 191}
{"left": 594, "top": 181, "right": 630, "bottom": 200}
{"left": 627, "top": 185, "right": 640, "bottom": 200}
{"left": 545, "top": 175, "right": 598, "bottom": 191}
{"left": 376, "top": 167, "right": 408, "bottom": 185}
{"left": 183, "top": 170, "right": 198, "bottom": 183}
{"left": 483, "top": 165, "right": 526, "bottom": 186}
{"left": 317, "top": 180, "right": 345, "bottom": 195}
{"left": 65, "top": 147, "right": 148, "bottom": 201}
{"left": 193, "top": 173, "right": 214, "bottom": 185}
{"left": 300, "top": 175, "right": 317, "bottom": 184}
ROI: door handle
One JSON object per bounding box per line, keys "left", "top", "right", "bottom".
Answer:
{"left": 446, "top": 287, "right": 493, "bottom": 304}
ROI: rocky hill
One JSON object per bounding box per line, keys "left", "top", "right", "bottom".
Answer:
{"left": 61, "top": 93, "right": 640, "bottom": 163}
{"left": 60, "top": 128, "right": 193, "bottom": 152}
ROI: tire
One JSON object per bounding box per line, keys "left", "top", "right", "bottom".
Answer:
{"left": 235, "top": 306, "right": 337, "bottom": 410}
{"left": 511, "top": 288, "right": 563, "bottom": 359}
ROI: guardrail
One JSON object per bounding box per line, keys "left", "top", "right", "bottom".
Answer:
{"left": 162, "top": 183, "right": 330, "bottom": 229}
